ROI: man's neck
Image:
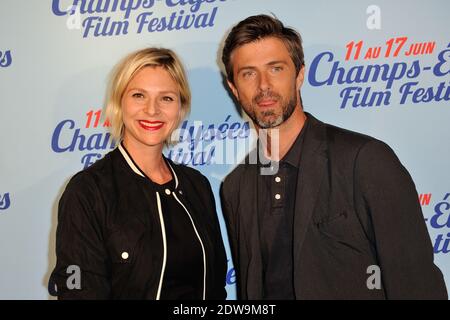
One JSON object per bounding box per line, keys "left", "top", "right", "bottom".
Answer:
{"left": 260, "top": 107, "right": 307, "bottom": 161}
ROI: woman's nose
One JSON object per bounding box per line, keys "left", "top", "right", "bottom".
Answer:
{"left": 144, "top": 99, "right": 160, "bottom": 115}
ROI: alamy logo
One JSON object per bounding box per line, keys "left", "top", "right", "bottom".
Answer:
{"left": 0, "top": 50, "right": 12, "bottom": 68}
{"left": 366, "top": 265, "right": 381, "bottom": 290}
{"left": 0, "top": 193, "right": 11, "bottom": 210}
{"left": 48, "top": 265, "right": 81, "bottom": 296}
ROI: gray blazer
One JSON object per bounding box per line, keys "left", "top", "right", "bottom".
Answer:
{"left": 221, "top": 113, "right": 447, "bottom": 299}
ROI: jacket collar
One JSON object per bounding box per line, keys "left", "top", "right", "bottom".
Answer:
{"left": 292, "top": 113, "right": 328, "bottom": 267}
{"left": 117, "top": 142, "right": 215, "bottom": 255}
{"left": 118, "top": 142, "right": 179, "bottom": 189}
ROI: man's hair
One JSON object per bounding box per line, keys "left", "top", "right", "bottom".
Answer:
{"left": 222, "top": 14, "right": 305, "bottom": 85}
{"left": 105, "top": 47, "right": 191, "bottom": 145}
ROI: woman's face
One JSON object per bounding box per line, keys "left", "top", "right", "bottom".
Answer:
{"left": 121, "top": 66, "right": 181, "bottom": 150}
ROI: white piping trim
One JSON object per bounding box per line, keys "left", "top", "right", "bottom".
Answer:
{"left": 172, "top": 192, "right": 207, "bottom": 300}
{"left": 118, "top": 145, "right": 196, "bottom": 299}
{"left": 118, "top": 144, "right": 145, "bottom": 177}
{"left": 155, "top": 192, "right": 167, "bottom": 300}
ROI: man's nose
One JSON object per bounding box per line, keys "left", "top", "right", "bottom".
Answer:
{"left": 258, "top": 72, "right": 271, "bottom": 92}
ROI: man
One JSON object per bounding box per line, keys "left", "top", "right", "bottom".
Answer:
{"left": 220, "top": 14, "right": 447, "bottom": 299}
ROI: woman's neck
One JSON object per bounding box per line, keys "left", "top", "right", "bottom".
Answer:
{"left": 122, "top": 139, "right": 172, "bottom": 184}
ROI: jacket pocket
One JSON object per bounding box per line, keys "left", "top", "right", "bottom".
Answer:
{"left": 315, "top": 211, "right": 348, "bottom": 228}
{"left": 315, "top": 210, "right": 365, "bottom": 245}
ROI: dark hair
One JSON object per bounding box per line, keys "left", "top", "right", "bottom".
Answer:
{"left": 222, "top": 14, "right": 305, "bottom": 84}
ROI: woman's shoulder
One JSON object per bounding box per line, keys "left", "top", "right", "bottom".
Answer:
{"left": 64, "top": 149, "right": 118, "bottom": 193}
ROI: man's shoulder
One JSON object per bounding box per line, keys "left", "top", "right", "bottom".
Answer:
{"left": 323, "top": 121, "right": 380, "bottom": 149}
{"left": 223, "top": 163, "right": 247, "bottom": 187}
{"left": 308, "top": 116, "right": 389, "bottom": 157}
{"left": 301, "top": 114, "right": 402, "bottom": 173}
{"left": 223, "top": 146, "right": 260, "bottom": 181}
{"left": 314, "top": 117, "right": 399, "bottom": 166}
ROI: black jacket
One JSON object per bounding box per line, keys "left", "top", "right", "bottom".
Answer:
{"left": 221, "top": 113, "right": 447, "bottom": 300}
{"left": 51, "top": 146, "right": 227, "bottom": 299}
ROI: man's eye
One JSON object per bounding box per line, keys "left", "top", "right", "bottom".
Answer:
{"left": 242, "top": 70, "right": 255, "bottom": 78}
{"left": 272, "top": 66, "right": 283, "bottom": 72}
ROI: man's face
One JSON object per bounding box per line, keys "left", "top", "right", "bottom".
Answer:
{"left": 228, "top": 37, "right": 305, "bottom": 129}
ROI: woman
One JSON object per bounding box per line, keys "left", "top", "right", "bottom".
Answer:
{"left": 51, "top": 48, "right": 227, "bottom": 299}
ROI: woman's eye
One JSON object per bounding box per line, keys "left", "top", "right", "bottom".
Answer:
{"left": 162, "top": 96, "right": 175, "bottom": 102}
{"left": 132, "top": 93, "right": 144, "bottom": 98}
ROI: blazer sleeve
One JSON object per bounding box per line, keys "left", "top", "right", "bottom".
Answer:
{"left": 220, "top": 177, "right": 241, "bottom": 298}
{"left": 354, "top": 140, "right": 447, "bottom": 299}
{"left": 51, "top": 173, "right": 111, "bottom": 299}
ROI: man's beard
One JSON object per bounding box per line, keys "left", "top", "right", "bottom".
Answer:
{"left": 243, "top": 89, "right": 297, "bottom": 129}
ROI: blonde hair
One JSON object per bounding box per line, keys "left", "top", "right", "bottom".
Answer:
{"left": 105, "top": 47, "right": 191, "bottom": 144}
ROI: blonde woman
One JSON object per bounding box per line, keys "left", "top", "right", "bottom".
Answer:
{"left": 51, "top": 48, "right": 227, "bottom": 300}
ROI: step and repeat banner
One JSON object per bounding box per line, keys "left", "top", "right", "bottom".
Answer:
{"left": 0, "top": 0, "right": 449, "bottom": 299}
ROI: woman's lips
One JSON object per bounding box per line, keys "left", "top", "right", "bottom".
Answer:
{"left": 138, "top": 120, "right": 164, "bottom": 131}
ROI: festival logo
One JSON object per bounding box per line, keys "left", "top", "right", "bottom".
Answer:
{"left": 168, "top": 115, "right": 252, "bottom": 167}
{"left": 0, "top": 193, "right": 11, "bottom": 211}
{"left": 423, "top": 192, "right": 450, "bottom": 254}
{"left": 308, "top": 40, "right": 450, "bottom": 109}
{"left": 51, "top": 0, "right": 230, "bottom": 38}
{"left": 51, "top": 109, "right": 116, "bottom": 168}
{"left": 51, "top": 108, "right": 254, "bottom": 170}
{"left": 0, "top": 50, "right": 12, "bottom": 68}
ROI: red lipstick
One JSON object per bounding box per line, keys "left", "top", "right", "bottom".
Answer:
{"left": 138, "top": 120, "right": 164, "bottom": 131}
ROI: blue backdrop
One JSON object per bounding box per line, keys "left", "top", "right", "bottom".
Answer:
{"left": 0, "top": 0, "right": 449, "bottom": 299}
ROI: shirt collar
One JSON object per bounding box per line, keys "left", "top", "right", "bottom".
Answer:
{"left": 258, "top": 117, "right": 309, "bottom": 169}
{"left": 281, "top": 117, "right": 309, "bottom": 169}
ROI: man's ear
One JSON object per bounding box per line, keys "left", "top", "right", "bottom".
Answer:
{"left": 227, "top": 79, "right": 239, "bottom": 100}
{"left": 296, "top": 65, "right": 305, "bottom": 90}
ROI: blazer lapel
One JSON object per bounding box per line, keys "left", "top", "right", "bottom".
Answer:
{"left": 293, "top": 115, "right": 328, "bottom": 269}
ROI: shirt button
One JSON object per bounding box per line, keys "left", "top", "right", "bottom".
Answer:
{"left": 121, "top": 252, "right": 129, "bottom": 260}
{"left": 178, "top": 190, "right": 183, "bottom": 195}
{"left": 275, "top": 176, "right": 281, "bottom": 183}
{"left": 275, "top": 194, "right": 281, "bottom": 200}
{"left": 165, "top": 188, "right": 171, "bottom": 195}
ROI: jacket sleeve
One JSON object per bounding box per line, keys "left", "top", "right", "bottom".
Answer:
{"left": 51, "top": 174, "right": 111, "bottom": 299}
{"left": 354, "top": 140, "right": 447, "bottom": 299}
{"left": 200, "top": 175, "right": 228, "bottom": 300}
{"left": 220, "top": 177, "right": 241, "bottom": 299}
